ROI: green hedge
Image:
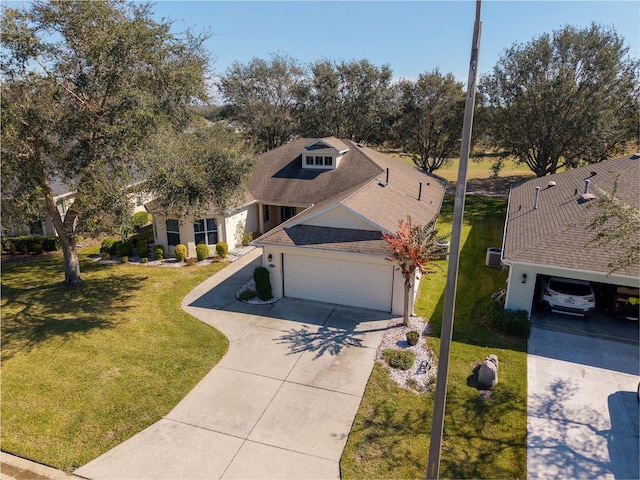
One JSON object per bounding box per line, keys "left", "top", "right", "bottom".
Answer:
{"left": 153, "top": 245, "right": 165, "bottom": 260}
{"left": 253, "top": 266, "right": 273, "bottom": 301}
{"left": 216, "top": 241, "right": 228, "bottom": 259}
{"left": 486, "top": 300, "right": 531, "bottom": 338}
{"left": 2, "top": 235, "right": 60, "bottom": 254}
{"left": 136, "top": 239, "right": 148, "bottom": 258}
{"left": 175, "top": 244, "right": 188, "bottom": 262}
{"left": 196, "top": 243, "right": 209, "bottom": 261}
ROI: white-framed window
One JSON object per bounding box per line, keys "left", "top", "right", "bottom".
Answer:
{"left": 324, "top": 156, "right": 333, "bottom": 166}
{"left": 281, "top": 206, "right": 296, "bottom": 221}
{"left": 166, "top": 219, "right": 180, "bottom": 246}
{"left": 263, "top": 204, "right": 270, "bottom": 222}
{"left": 194, "top": 218, "right": 218, "bottom": 245}
{"left": 315, "top": 155, "right": 323, "bottom": 165}
{"left": 306, "top": 156, "right": 314, "bottom": 165}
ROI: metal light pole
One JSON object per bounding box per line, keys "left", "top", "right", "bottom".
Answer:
{"left": 426, "top": 1, "right": 482, "bottom": 479}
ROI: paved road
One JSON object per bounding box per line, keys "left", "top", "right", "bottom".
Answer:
{"left": 75, "top": 249, "right": 394, "bottom": 479}
{"left": 527, "top": 325, "right": 640, "bottom": 479}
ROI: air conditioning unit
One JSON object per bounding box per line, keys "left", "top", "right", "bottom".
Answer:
{"left": 485, "top": 248, "right": 502, "bottom": 268}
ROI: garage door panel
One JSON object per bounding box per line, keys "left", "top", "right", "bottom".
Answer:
{"left": 284, "top": 254, "right": 392, "bottom": 312}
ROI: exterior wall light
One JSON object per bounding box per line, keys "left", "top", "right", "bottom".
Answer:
{"left": 267, "top": 254, "right": 273, "bottom": 263}
{"left": 521, "top": 273, "right": 527, "bottom": 284}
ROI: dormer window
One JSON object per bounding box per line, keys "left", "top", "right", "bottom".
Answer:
{"left": 300, "top": 138, "right": 349, "bottom": 171}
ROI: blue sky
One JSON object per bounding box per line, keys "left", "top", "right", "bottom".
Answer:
{"left": 150, "top": 0, "right": 640, "bottom": 84}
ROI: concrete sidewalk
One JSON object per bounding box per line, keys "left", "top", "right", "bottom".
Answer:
{"left": 75, "top": 249, "right": 394, "bottom": 479}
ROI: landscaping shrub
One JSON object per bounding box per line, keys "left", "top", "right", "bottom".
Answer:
{"left": 100, "top": 252, "right": 111, "bottom": 261}
{"left": 238, "top": 289, "right": 258, "bottom": 301}
{"left": 40, "top": 237, "right": 60, "bottom": 252}
{"left": 242, "top": 232, "right": 253, "bottom": 246}
{"left": 141, "top": 257, "right": 148, "bottom": 264}
{"left": 153, "top": 245, "right": 165, "bottom": 260}
{"left": 486, "top": 300, "right": 531, "bottom": 338}
{"left": 2, "top": 235, "right": 60, "bottom": 254}
{"left": 117, "top": 240, "right": 133, "bottom": 257}
{"left": 253, "top": 266, "right": 273, "bottom": 301}
{"left": 120, "top": 256, "right": 128, "bottom": 263}
{"left": 175, "top": 244, "right": 188, "bottom": 262}
{"left": 101, "top": 238, "right": 117, "bottom": 254}
{"left": 216, "top": 241, "right": 228, "bottom": 259}
{"left": 382, "top": 349, "right": 415, "bottom": 371}
{"left": 33, "top": 243, "right": 44, "bottom": 255}
{"left": 196, "top": 243, "right": 209, "bottom": 261}
{"left": 136, "top": 239, "right": 148, "bottom": 258}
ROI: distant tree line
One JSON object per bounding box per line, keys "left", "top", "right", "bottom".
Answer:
{"left": 209, "top": 23, "right": 639, "bottom": 177}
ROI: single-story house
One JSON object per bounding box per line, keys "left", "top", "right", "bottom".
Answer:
{"left": 2, "top": 177, "right": 151, "bottom": 237}
{"left": 500, "top": 153, "right": 640, "bottom": 315}
{"left": 150, "top": 137, "right": 447, "bottom": 314}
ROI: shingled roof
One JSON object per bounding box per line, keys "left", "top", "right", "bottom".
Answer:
{"left": 249, "top": 138, "right": 383, "bottom": 205}
{"left": 254, "top": 139, "right": 447, "bottom": 254}
{"left": 502, "top": 154, "right": 640, "bottom": 277}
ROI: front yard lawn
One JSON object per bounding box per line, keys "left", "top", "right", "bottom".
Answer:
{"left": 341, "top": 195, "right": 528, "bottom": 479}
{"left": 1, "top": 248, "right": 229, "bottom": 472}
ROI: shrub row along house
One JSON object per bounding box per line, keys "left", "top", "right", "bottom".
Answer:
{"left": 148, "top": 138, "right": 447, "bottom": 314}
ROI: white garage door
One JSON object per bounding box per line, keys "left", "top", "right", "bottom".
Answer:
{"left": 283, "top": 253, "right": 394, "bottom": 312}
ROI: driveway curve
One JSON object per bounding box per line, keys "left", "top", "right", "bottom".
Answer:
{"left": 75, "top": 249, "right": 393, "bottom": 480}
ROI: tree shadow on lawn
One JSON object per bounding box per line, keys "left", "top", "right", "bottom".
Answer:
{"left": 441, "top": 382, "right": 527, "bottom": 479}
{"left": 1, "top": 258, "right": 146, "bottom": 361}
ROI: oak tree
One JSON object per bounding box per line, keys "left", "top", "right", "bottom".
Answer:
{"left": 393, "top": 70, "right": 465, "bottom": 173}
{"left": 481, "top": 24, "right": 639, "bottom": 177}
{"left": 1, "top": 0, "right": 216, "bottom": 285}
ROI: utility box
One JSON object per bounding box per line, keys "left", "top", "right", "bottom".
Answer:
{"left": 477, "top": 354, "right": 499, "bottom": 389}
{"left": 436, "top": 241, "right": 450, "bottom": 260}
{"left": 485, "top": 248, "right": 502, "bottom": 268}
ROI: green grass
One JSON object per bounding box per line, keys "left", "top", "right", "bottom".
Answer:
{"left": 1, "top": 247, "right": 230, "bottom": 472}
{"left": 341, "top": 195, "right": 527, "bottom": 479}
{"left": 388, "top": 151, "right": 535, "bottom": 183}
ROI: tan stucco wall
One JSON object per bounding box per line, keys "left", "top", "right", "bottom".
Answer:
{"left": 303, "top": 206, "right": 375, "bottom": 230}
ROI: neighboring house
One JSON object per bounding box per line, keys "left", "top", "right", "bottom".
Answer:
{"left": 151, "top": 137, "right": 447, "bottom": 314}
{"left": 37, "top": 178, "right": 152, "bottom": 237}
{"left": 500, "top": 153, "right": 640, "bottom": 316}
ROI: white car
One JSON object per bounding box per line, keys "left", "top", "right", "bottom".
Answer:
{"left": 540, "top": 276, "right": 596, "bottom": 317}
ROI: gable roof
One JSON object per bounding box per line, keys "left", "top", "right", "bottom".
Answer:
{"left": 502, "top": 154, "right": 640, "bottom": 277}
{"left": 254, "top": 140, "right": 447, "bottom": 254}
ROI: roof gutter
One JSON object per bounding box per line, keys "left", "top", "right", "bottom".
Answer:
{"left": 500, "top": 185, "right": 514, "bottom": 266}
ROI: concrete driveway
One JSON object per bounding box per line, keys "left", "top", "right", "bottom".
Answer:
{"left": 75, "top": 249, "right": 393, "bottom": 479}
{"left": 527, "top": 322, "right": 639, "bottom": 479}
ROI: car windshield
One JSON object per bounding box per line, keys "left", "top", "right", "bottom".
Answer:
{"left": 549, "top": 280, "right": 592, "bottom": 296}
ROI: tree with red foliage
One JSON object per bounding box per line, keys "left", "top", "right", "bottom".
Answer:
{"left": 382, "top": 216, "right": 446, "bottom": 326}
